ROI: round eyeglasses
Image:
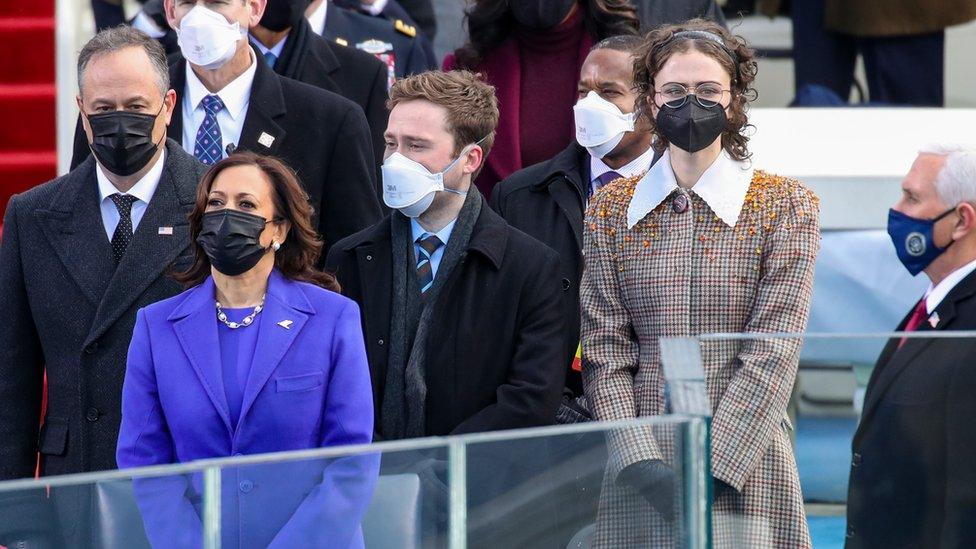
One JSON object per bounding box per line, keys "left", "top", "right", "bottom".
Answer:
{"left": 655, "top": 83, "right": 731, "bottom": 109}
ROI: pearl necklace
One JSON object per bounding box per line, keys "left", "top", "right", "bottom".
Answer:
{"left": 216, "top": 294, "right": 266, "bottom": 329}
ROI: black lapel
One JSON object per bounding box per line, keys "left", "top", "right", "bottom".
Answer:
{"left": 545, "top": 145, "right": 588, "bottom": 250}
{"left": 856, "top": 272, "right": 976, "bottom": 442}
{"left": 237, "top": 55, "right": 287, "bottom": 157}
{"left": 167, "top": 59, "right": 186, "bottom": 141}
{"left": 84, "top": 145, "right": 196, "bottom": 347}
{"left": 33, "top": 158, "right": 116, "bottom": 306}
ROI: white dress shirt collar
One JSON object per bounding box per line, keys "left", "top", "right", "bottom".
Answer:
{"left": 307, "top": 1, "right": 328, "bottom": 36}
{"left": 627, "top": 148, "right": 754, "bottom": 229}
{"left": 184, "top": 49, "right": 257, "bottom": 123}
{"left": 250, "top": 35, "right": 288, "bottom": 59}
{"left": 96, "top": 147, "right": 166, "bottom": 205}
{"left": 410, "top": 217, "right": 457, "bottom": 247}
{"left": 924, "top": 257, "right": 976, "bottom": 315}
{"left": 590, "top": 144, "right": 656, "bottom": 186}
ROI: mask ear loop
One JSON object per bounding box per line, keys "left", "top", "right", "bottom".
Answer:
{"left": 440, "top": 134, "right": 493, "bottom": 197}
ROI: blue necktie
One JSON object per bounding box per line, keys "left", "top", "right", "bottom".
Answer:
{"left": 415, "top": 234, "right": 443, "bottom": 294}
{"left": 194, "top": 94, "right": 225, "bottom": 165}
{"left": 263, "top": 51, "right": 278, "bottom": 68}
{"left": 590, "top": 170, "right": 622, "bottom": 198}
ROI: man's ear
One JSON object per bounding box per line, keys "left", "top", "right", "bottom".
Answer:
{"left": 463, "top": 145, "right": 484, "bottom": 175}
{"left": 954, "top": 202, "right": 976, "bottom": 240}
{"left": 77, "top": 95, "right": 92, "bottom": 137}
{"left": 163, "top": 0, "right": 179, "bottom": 31}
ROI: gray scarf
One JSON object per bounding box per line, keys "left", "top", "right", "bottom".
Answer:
{"left": 382, "top": 190, "right": 483, "bottom": 439}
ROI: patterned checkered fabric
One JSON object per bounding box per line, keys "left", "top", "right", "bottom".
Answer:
{"left": 109, "top": 193, "right": 138, "bottom": 263}
{"left": 193, "top": 94, "right": 225, "bottom": 165}
{"left": 415, "top": 233, "right": 443, "bottom": 294}
{"left": 580, "top": 170, "right": 821, "bottom": 548}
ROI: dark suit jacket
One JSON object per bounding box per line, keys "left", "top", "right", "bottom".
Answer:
{"left": 72, "top": 53, "right": 382, "bottom": 254}
{"left": 846, "top": 269, "right": 976, "bottom": 548}
{"left": 0, "top": 141, "right": 204, "bottom": 543}
{"left": 321, "top": 2, "right": 434, "bottom": 80}
{"left": 325, "top": 206, "right": 567, "bottom": 438}
{"left": 489, "top": 143, "right": 589, "bottom": 396}
{"left": 272, "top": 19, "right": 389, "bottom": 180}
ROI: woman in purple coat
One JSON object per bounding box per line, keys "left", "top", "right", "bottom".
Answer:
{"left": 117, "top": 152, "right": 377, "bottom": 548}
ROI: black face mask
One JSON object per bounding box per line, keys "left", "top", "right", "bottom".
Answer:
{"left": 655, "top": 100, "right": 728, "bottom": 154}
{"left": 197, "top": 209, "right": 279, "bottom": 276}
{"left": 85, "top": 106, "right": 164, "bottom": 177}
{"left": 509, "top": 0, "right": 575, "bottom": 30}
{"left": 260, "top": 0, "right": 309, "bottom": 32}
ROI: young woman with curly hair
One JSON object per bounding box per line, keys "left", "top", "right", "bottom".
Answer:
{"left": 581, "top": 19, "right": 820, "bottom": 547}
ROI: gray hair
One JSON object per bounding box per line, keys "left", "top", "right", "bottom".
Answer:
{"left": 77, "top": 26, "right": 170, "bottom": 96}
{"left": 919, "top": 143, "right": 976, "bottom": 207}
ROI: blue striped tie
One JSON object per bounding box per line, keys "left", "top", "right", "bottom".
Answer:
{"left": 415, "top": 234, "right": 443, "bottom": 294}
{"left": 194, "top": 94, "right": 225, "bottom": 165}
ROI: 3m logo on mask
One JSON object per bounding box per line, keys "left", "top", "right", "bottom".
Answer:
{"left": 906, "top": 232, "right": 927, "bottom": 257}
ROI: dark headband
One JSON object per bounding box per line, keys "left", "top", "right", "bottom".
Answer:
{"left": 657, "top": 30, "right": 740, "bottom": 81}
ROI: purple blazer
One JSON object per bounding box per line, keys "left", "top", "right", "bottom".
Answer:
{"left": 117, "top": 269, "right": 377, "bottom": 548}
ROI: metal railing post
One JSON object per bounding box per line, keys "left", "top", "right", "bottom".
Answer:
{"left": 202, "top": 466, "right": 221, "bottom": 549}
{"left": 448, "top": 439, "right": 467, "bottom": 549}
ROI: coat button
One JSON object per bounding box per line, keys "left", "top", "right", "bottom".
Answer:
{"left": 84, "top": 342, "right": 98, "bottom": 354}
{"left": 377, "top": 339, "right": 385, "bottom": 346}
{"left": 561, "top": 278, "right": 571, "bottom": 291}
{"left": 366, "top": 255, "right": 373, "bottom": 261}
{"left": 672, "top": 194, "right": 689, "bottom": 213}
{"left": 239, "top": 480, "right": 253, "bottom": 493}
{"left": 85, "top": 407, "right": 100, "bottom": 422}
{"left": 852, "top": 453, "right": 862, "bottom": 467}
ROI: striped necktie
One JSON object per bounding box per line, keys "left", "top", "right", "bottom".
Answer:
{"left": 415, "top": 233, "right": 443, "bottom": 294}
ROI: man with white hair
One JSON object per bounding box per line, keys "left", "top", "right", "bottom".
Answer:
{"left": 846, "top": 144, "right": 976, "bottom": 548}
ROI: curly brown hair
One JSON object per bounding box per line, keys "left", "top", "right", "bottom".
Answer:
{"left": 173, "top": 152, "right": 340, "bottom": 292}
{"left": 633, "top": 19, "right": 758, "bottom": 161}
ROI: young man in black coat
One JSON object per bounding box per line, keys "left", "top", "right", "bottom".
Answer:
{"left": 73, "top": 0, "right": 382, "bottom": 254}
{"left": 251, "top": 0, "right": 389, "bottom": 176}
{"left": 326, "top": 70, "right": 566, "bottom": 547}
{"left": 846, "top": 146, "right": 976, "bottom": 548}
{"left": 0, "top": 28, "right": 206, "bottom": 547}
{"left": 490, "top": 35, "right": 654, "bottom": 408}
{"left": 327, "top": 69, "right": 565, "bottom": 440}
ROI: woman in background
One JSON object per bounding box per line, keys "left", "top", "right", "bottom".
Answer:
{"left": 444, "top": 0, "right": 639, "bottom": 197}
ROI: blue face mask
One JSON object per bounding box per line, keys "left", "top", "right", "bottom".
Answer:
{"left": 887, "top": 207, "right": 957, "bottom": 276}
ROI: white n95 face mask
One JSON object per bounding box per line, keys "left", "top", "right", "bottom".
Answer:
{"left": 573, "top": 91, "right": 637, "bottom": 159}
{"left": 176, "top": 5, "right": 247, "bottom": 71}
{"left": 381, "top": 151, "right": 469, "bottom": 218}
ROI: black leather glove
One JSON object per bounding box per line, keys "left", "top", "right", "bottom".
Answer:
{"left": 616, "top": 459, "right": 676, "bottom": 522}
{"left": 713, "top": 477, "right": 735, "bottom": 500}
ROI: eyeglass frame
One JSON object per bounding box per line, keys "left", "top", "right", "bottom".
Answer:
{"left": 653, "top": 83, "right": 733, "bottom": 109}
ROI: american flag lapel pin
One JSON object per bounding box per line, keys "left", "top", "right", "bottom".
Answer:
{"left": 929, "top": 312, "right": 940, "bottom": 328}
{"left": 158, "top": 227, "right": 173, "bottom": 235}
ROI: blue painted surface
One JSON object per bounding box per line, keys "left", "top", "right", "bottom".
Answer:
{"left": 796, "top": 417, "right": 858, "bottom": 502}
{"left": 809, "top": 516, "right": 846, "bottom": 549}
{"left": 796, "top": 416, "right": 858, "bottom": 547}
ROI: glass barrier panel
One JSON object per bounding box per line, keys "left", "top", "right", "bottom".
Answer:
{"left": 0, "top": 469, "right": 207, "bottom": 548}
{"left": 667, "top": 332, "right": 976, "bottom": 549}
{"left": 461, "top": 418, "right": 708, "bottom": 549}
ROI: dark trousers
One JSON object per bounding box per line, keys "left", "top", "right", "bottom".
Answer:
{"left": 792, "top": 0, "right": 945, "bottom": 106}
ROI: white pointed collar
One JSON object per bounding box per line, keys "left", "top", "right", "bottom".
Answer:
{"left": 626, "top": 149, "right": 754, "bottom": 229}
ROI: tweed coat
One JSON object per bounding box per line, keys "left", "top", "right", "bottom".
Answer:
{"left": 580, "top": 151, "right": 820, "bottom": 548}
